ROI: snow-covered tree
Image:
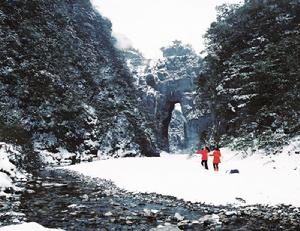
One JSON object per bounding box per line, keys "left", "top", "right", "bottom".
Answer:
{"left": 199, "top": 0, "right": 300, "bottom": 150}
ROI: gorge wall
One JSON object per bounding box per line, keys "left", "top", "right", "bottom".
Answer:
{"left": 0, "top": 0, "right": 159, "bottom": 168}
{"left": 200, "top": 0, "right": 300, "bottom": 151}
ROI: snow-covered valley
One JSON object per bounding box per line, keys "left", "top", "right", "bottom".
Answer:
{"left": 64, "top": 137, "right": 300, "bottom": 207}
{"left": 1, "top": 143, "right": 300, "bottom": 231}
{"left": 1, "top": 0, "right": 300, "bottom": 230}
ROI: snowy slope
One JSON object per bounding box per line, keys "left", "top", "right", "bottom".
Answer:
{"left": 64, "top": 137, "right": 300, "bottom": 206}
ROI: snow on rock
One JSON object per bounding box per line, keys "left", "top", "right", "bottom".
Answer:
{"left": 64, "top": 137, "right": 300, "bottom": 207}
{"left": 38, "top": 147, "right": 76, "bottom": 166}
{"left": 0, "top": 222, "right": 64, "bottom": 231}
{"left": 0, "top": 172, "right": 12, "bottom": 190}
{"left": 199, "top": 214, "right": 221, "bottom": 225}
{"left": 0, "top": 143, "right": 27, "bottom": 196}
{"left": 150, "top": 224, "right": 181, "bottom": 231}
{"left": 174, "top": 212, "right": 184, "bottom": 221}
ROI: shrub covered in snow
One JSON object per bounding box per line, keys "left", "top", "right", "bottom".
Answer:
{"left": 0, "top": 143, "right": 28, "bottom": 197}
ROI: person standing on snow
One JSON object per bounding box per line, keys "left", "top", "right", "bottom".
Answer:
{"left": 196, "top": 146, "right": 210, "bottom": 170}
{"left": 210, "top": 147, "right": 221, "bottom": 171}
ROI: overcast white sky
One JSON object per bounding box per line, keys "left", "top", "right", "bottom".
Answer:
{"left": 91, "top": 0, "right": 242, "bottom": 59}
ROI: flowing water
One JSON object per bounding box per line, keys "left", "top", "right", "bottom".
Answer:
{"left": 1, "top": 168, "right": 300, "bottom": 230}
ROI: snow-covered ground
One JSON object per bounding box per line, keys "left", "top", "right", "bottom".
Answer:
{"left": 0, "top": 222, "right": 64, "bottom": 231}
{"left": 64, "top": 137, "right": 300, "bottom": 207}
{"left": 0, "top": 143, "right": 27, "bottom": 197}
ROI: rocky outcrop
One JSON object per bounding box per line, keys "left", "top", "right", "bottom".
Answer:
{"left": 148, "top": 74, "right": 211, "bottom": 152}
{"left": 125, "top": 41, "right": 212, "bottom": 152}
{"left": 0, "top": 0, "right": 158, "bottom": 166}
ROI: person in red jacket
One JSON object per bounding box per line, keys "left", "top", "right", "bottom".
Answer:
{"left": 196, "top": 146, "right": 209, "bottom": 170}
{"left": 210, "top": 147, "right": 221, "bottom": 171}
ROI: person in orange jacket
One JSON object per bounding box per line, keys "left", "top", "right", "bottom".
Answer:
{"left": 210, "top": 147, "right": 221, "bottom": 171}
{"left": 196, "top": 146, "right": 210, "bottom": 170}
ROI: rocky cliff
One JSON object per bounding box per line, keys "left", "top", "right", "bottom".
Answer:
{"left": 123, "top": 41, "right": 211, "bottom": 152}
{"left": 0, "top": 0, "right": 158, "bottom": 168}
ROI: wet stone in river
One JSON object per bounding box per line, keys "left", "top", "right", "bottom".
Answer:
{"left": 1, "top": 169, "right": 300, "bottom": 230}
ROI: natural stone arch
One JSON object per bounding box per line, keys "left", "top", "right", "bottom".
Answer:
{"left": 156, "top": 86, "right": 187, "bottom": 152}
{"left": 160, "top": 100, "right": 182, "bottom": 152}
{"left": 155, "top": 78, "right": 212, "bottom": 152}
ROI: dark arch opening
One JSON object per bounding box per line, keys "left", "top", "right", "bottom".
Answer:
{"left": 168, "top": 103, "right": 186, "bottom": 153}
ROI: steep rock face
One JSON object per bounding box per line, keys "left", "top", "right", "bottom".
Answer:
{"left": 0, "top": 0, "right": 158, "bottom": 166}
{"left": 150, "top": 76, "right": 211, "bottom": 152}
{"left": 124, "top": 41, "right": 211, "bottom": 152}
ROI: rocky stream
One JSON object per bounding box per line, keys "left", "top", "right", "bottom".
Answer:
{"left": 1, "top": 169, "right": 300, "bottom": 231}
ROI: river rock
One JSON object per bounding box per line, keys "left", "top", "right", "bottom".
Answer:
{"left": 225, "top": 211, "right": 237, "bottom": 216}
{"left": 174, "top": 212, "right": 184, "bottom": 221}
{"left": 150, "top": 224, "right": 181, "bottom": 231}
{"left": 177, "top": 220, "right": 190, "bottom": 229}
{"left": 199, "top": 214, "right": 221, "bottom": 225}
{"left": 104, "top": 211, "right": 113, "bottom": 217}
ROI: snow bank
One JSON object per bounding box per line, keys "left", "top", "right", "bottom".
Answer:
{"left": 38, "top": 148, "right": 76, "bottom": 166}
{"left": 0, "top": 222, "right": 64, "bottom": 231}
{"left": 64, "top": 137, "right": 300, "bottom": 207}
{"left": 0, "top": 143, "right": 27, "bottom": 196}
{"left": 0, "top": 172, "right": 13, "bottom": 189}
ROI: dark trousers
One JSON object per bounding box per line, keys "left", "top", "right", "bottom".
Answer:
{"left": 213, "top": 163, "right": 219, "bottom": 171}
{"left": 201, "top": 160, "right": 208, "bottom": 170}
